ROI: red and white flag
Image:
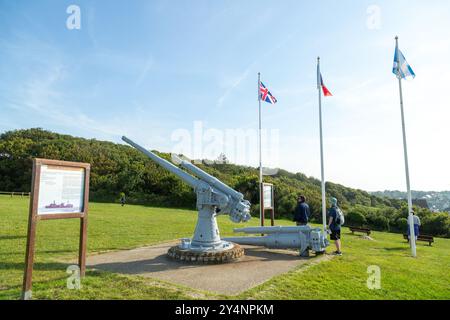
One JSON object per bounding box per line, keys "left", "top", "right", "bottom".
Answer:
{"left": 319, "top": 73, "right": 333, "bottom": 97}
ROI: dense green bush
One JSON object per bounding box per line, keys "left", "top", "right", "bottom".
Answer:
{"left": 277, "top": 194, "right": 297, "bottom": 217}
{"left": 421, "top": 213, "right": 450, "bottom": 237}
{"left": 346, "top": 210, "right": 367, "bottom": 227}
{"left": 250, "top": 203, "right": 260, "bottom": 217}
{"left": 396, "top": 218, "right": 408, "bottom": 232}
{"left": 367, "top": 213, "right": 390, "bottom": 231}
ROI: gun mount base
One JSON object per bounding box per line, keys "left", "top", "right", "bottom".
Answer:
{"left": 167, "top": 242, "right": 244, "bottom": 264}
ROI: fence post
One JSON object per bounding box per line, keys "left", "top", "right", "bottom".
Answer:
{"left": 0, "top": 191, "right": 30, "bottom": 197}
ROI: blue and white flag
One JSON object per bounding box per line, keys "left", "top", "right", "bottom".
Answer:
{"left": 393, "top": 45, "right": 415, "bottom": 79}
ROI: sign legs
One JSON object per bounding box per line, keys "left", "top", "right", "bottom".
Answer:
{"left": 78, "top": 216, "right": 88, "bottom": 277}
{"left": 22, "top": 216, "right": 37, "bottom": 300}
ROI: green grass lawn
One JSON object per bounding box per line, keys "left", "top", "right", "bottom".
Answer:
{"left": 1, "top": 195, "right": 449, "bottom": 300}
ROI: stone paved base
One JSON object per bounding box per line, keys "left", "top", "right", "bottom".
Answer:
{"left": 87, "top": 241, "right": 330, "bottom": 295}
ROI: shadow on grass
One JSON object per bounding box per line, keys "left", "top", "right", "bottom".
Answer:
{"left": 0, "top": 235, "right": 26, "bottom": 240}
{"left": 6, "top": 249, "right": 77, "bottom": 256}
{"left": 345, "top": 232, "right": 373, "bottom": 237}
{"left": 0, "top": 261, "right": 77, "bottom": 271}
{"left": 382, "top": 247, "right": 408, "bottom": 251}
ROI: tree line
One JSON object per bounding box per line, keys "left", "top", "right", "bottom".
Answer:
{"left": 1, "top": 128, "right": 448, "bottom": 238}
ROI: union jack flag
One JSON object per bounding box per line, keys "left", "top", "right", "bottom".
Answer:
{"left": 259, "top": 82, "right": 277, "bottom": 104}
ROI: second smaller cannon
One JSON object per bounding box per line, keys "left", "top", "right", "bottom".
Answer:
{"left": 224, "top": 225, "right": 329, "bottom": 257}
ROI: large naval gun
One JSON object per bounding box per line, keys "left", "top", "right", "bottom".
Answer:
{"left": 225, "top": 225, "right": 329, "bottom": 257}
{"left": 122, "top": 136, "right": 252, "bottom": 264}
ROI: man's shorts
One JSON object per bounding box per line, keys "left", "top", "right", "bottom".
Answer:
{"left": 330, "top": 229, "right": 341, "bottom": 240}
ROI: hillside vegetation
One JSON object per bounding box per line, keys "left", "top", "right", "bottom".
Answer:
{"left": 0, "top": 128, "right": 449, "bottom": 237}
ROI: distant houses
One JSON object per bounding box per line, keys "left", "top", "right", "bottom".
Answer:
{"left": 412, "top": 198, "right": 429, "bottom": 209}
{"left": 372, "top": 190, "right": 450, "bottom": 213}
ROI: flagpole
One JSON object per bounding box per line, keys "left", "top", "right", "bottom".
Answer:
{"left": 258, "top": 72, "right": 263, "bottom": 227}
{"left": 317, "top": 57, "right": 327, "bottom": 233}
{"left": 395, "top": 36, "right": 417, "bottom": 257}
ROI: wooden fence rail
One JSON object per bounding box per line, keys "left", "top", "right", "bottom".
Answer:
{"left": 0, "top": 191, "right": 30, "bottom": 197}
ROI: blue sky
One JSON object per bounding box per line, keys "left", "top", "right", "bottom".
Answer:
{"left": 1, "top": 0, "right": 450, "bottom": 191}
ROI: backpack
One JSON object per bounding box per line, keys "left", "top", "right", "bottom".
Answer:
{"left": 335, "top": 207, "right": 345, "bottom": 226}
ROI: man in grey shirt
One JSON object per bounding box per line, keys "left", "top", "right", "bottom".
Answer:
{"left": 407, "top": 210, "right": 421, "bottom": 241}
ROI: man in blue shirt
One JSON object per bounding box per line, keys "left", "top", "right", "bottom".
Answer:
{"left": 293, "top": 195, "right": 310, "bottom": 226}
{"left": 327, "top": 197, "right": 342, "bottom": 256}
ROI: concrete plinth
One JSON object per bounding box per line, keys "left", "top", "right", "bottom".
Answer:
{"left": 87, "top": 241, "right": 331, "bottom": 295}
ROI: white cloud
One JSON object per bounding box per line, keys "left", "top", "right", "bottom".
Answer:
{"left": 135, "top": 55, "right": 155, "bottom": 86}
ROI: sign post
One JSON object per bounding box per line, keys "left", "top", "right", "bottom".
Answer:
{"left": 261, "top": 183, "right": 275, "bottom": 227}
{"left": 22, "top": 158, "right": 90, "bottom": 300}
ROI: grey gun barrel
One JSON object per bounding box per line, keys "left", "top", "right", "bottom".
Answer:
{"left": 223, "top": 237, "right": 269, "bottom": 246}
{"left": 122, "top": 136, "right": 199, "bottom": 188}
{"left": 225, "top": 225, "right": 329, "bottom": 255}
{"left": 176, "top": 157, "right": 244, "bottom": 201}
{"left": 234, "top": 226, "right": 311, "bottom": 234}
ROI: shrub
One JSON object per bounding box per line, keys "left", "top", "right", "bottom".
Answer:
{"left": 307, "top": 199, "right": 321, "bottom": 222}
{"left": 251, "top": 203, "right": 260, "bottom": 217}
{"left": 277, "top": 195, "right": 296, "bottom": 217}
{"left": 396, "top": 218, "right": 408, "bottom": 232}
{"left": 421, "top": 213, "right": 450, "bottom": 237}
{"left": 367, "top": 213, "right": 390, "bottom": 231}
{"left": 346, "top": 210, "right": 367, "bottom": 227}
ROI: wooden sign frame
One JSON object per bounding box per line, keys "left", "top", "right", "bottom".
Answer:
{"left": 260, "top": 183, "right": 275, "bottom": 227}
{"left": 22, "top": 158, "right": 90, "bottom": 300}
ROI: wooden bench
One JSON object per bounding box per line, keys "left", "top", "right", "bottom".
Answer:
{"left": 403, "top": 234, "right": 434, "bottom": 246}
{"left": 349, "top": 226, "right": 371, "bottom": 236}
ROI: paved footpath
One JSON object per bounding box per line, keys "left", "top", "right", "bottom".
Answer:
{"left": 87, "top": 241, "right": 331, "bottom": 295}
